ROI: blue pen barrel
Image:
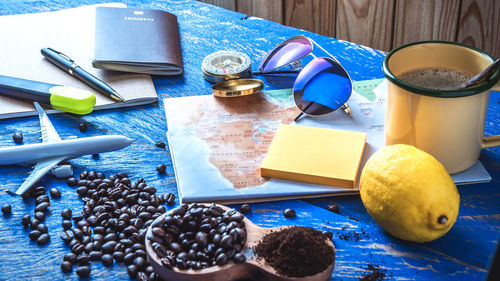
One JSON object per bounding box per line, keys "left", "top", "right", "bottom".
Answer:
{"left": 0, "top": 74, "right": 54, "bottom": 104}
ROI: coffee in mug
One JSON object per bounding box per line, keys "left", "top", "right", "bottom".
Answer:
{"left": 398, "top": 67, "right": 473, "bottom": 90}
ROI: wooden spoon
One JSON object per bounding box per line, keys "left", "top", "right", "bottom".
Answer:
{"left": 145, "top": 205, "right": 335, "bottom": 281}
{"left": 459, "top": 58, "right": 500, "bottom": 89}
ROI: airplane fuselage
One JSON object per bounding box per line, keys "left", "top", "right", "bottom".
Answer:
{"left": 0, "top": 135, "right": 133, "bottom": 165}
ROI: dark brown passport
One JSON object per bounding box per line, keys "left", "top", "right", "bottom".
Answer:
{"left": 93, "top": 6, "right": 183, "bottom": 75}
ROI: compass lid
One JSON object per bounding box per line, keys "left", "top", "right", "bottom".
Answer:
{"left": 212, "top": 79, "right": 264, "bottom": 97}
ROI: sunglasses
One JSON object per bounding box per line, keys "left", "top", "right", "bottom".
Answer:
{"left": 256, "top": 36, "right": 352, "bottom": 121}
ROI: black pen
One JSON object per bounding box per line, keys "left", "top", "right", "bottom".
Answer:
{"left": 41, "top": 48, "right": 125, "bottom": 102}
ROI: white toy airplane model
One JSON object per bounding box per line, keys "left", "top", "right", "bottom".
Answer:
{"left": 0, "top": 102, "right": 133, "bottom": 195}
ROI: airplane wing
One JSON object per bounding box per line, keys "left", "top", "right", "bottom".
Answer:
{"left": 34, "top": 102, "right": 62, "bottom": 143}
{"left": 15, "top": 156, "right": 66, "bottom": 195}
{"left": 14, "top": 103, "right": 65, "bottom": 195}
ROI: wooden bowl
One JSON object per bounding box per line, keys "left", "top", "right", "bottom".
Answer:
{"left": 145, "top": 205, "right": 335, "bottom": 281}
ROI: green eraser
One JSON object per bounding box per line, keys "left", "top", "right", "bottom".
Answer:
{"left": 49, "top": 86, "right": 96, "bottom": 115}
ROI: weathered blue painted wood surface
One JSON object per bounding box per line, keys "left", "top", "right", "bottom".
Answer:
{"left": 0, "top": 1, "right": 499, "bottom": 280}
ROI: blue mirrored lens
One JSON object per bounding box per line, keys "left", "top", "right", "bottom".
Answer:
{"left": 293, "top": 58, "right": 351, "bottom": 115}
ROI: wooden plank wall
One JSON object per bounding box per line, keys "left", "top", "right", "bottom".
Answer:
{"left": 199, "top": 0, "right": 500, "bottom": 58}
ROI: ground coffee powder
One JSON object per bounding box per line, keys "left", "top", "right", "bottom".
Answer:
{"left": 254, "top": 226, "right": 334, "bottom": 278}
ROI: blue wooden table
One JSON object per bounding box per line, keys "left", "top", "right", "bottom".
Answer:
{"left": 0, "top": 1, "right": 499, "bottom": 280}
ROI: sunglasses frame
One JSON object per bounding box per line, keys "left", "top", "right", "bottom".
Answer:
{"left": 258, "top": 35, "right": 341, "bottom": 72}
{"left": 257, "top": 36, "right": 352, "bottom": 120}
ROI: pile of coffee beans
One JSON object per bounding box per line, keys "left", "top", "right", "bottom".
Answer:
{"left": 59, "top": 171, "right": 172, "bottom": 280}
{"left": 19, "top": 186, "right": 52, "bottom": 245}
{"left": 148, "top": 203, "right": 247, "bottom": 270}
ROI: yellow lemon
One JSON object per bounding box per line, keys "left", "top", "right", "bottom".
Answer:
{"left": 360, "top": 144, "right": 459, "bottom": 243}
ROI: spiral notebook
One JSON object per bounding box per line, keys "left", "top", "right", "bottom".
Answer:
{"left": 0, "top": 3, "right": 158, "bottom": 119}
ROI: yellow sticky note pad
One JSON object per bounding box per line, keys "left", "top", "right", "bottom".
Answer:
{"left": 260, "top": 124, "right": 367, "bottom": 188}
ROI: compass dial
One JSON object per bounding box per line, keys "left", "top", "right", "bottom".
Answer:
{"left": 202, "top": 50, "right": 252, "bottom": 83}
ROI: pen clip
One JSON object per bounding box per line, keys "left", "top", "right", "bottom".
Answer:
{"left": 47, "top": 48, "right": 74, "bottom": 63}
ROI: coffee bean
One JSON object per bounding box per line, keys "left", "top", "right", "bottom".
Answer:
{"left": 132, "top": 243, "right": 145, "bottom": 252}
{"left": 67, "top": 177, "right": 78, "bottom": 186}
{"left": 34, "top": 211, "right": 45, "bottom": 222}
{"left": 72, "top": 214, "right": 84, "bottom": 222}
{"left": 233, "top": 252, "right": 246, "bottom": 263}
{"left": 31, "top": 186, "right": 47, "bottom": 198}
{"left": 30, "top": 219, "right": 40, "bottom": 230}
{"left": 76, "top": 220, "right": 88, "bottom": 229}
{"left": 61, "top": 208, "right": 72, "bottom": 219}
{"left": 64, "top": 252, "right": 77, "bottom": 264}
{"left": 84, "top": 242, "right": 94, "bottom": 253}
{"left": 1, "top": 204, "right": 12, "bottom": 215}
{"left": 127, "top": 265, "right": 138, "bottom": 279}
{"left": 155, "top": 141, "right": 166, "bottom": 149}
{"left": 216, "top": 253, "right": 228, "bottom": 265}
{"left": 284, "top": 208, "right": 296, "bottom": 218}
{"left": 36, "top": 224, "right": 48, "bottom": 233}
{"left": 102, "top": 241, "right": 117, "bottom": 253}
{"left": 327, "top": 203, "right": 340, "bottom": 213}
{"left": 60, "top": 230, "right": 75, "bottom": 244}
{"left": 239, "top": 204, "right": 251, "bottom": 213}
{"left": 50, "top": 188, "right": 61, "bottom": 198}
{"left": 135, "top": 249, "right": 146, "bottom": 258}
{"left": 12, "top": 132, "right": 23, "bottom": 143}
{"left": 29, "top": 230, "right": 42, "bottom": 241}
{"left": 156, "top": 164, "right": 166, "bottom": 174}
{"left": 76, "top": 186, "right": 88, "bottom": 196}
{"left": 76, "top": 265, "right": 90, "bottom": 277}
{"left": 21, "top": 214, "right": 31, "bottom": 227}
{"left": 134, "top": 256, "right": 147, "bottom": 270}
{"left": 221, "top": 235, "right": 233, "bottom": 248}
{"left": 102, "top": 254, "right": 114, "bottom": 267}
{"left": 113, "top": 251, "right": 124, "bottom": 262}
{"left": 72, "top": 228, "right": 84, "bottom": 240}
{"left": 322, "top": 230, "right": 333, "bottom": 239}
{"left": 138, "top": 212, "right": 152, "bottom": 221}
{"left": 124, "top": 252, "right": 135, "bottom": 265}
{"left": 71, "top": 243, "right": 85, "bottom": 255}
{"left": 89, "top": 251, "right": 102, "bottom": 261}
{"left": 35, "top": 195, "right": 50, "bottom": 205}
{"left": 37, "top": 233, "right": 50, "bottom": 245}
{"left": 78, "top": 121, "right": 88, "bottom": 132}
{"left": 61, "top": 220, "right": 72, "bottom": 230}
{"left": 60, "top": 261, "right": 73, "bottom": 273}
{"left": 77, "top": 254, "right": 90, "bottom": 265}
{"left": 34, "top": 202, "right": 50, "bottom": 212}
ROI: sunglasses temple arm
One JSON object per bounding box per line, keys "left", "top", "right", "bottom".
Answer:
{"left": 294, "top": 102, "right": 314, "bottom": 122}
{"left": 294, "top": 102, "right": 352, "bottom": 122}
{"left": 253, "top": 70, "right": 301, "bottom": 75}
{"left": 341, "top": 103, "right": 353, "bottom": 116}
{"left": 310, "top": 38, "right": 341, "bottom": 64}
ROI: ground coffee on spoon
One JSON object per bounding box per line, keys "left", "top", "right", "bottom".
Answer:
{"left": 254, "top": 226, "right": 334, "bottom": 278}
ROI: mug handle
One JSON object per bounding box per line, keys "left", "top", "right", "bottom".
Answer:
{"left": 481, "top": 82, "right": 500, "bottom": 148}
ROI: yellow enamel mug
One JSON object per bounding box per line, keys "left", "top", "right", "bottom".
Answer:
{"left": 383, "top": 41, "right": 500, "bottom": 174}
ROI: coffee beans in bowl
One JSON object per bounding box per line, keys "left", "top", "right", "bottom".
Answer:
{"left": 146, "top": 203, "right": 247, "bottom": 271}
